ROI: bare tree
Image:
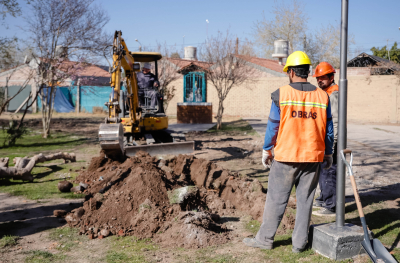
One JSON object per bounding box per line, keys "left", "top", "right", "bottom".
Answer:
{"left": 201, "top": 31, "right": 257, "bottom": 130}
{"left": 305, "top": 23, "right": 356, "bottom": 68}
{"left": 0, "top": 0, "right": 21, "bottom": 20}
{"left": 156, "top": 42, "right": 184, "bottom": 112}
{"left": 253, "top": 0, "right": 308, "bottom": 57}
{"left": 24, "top": 0, "right": 110, "bottom": 138}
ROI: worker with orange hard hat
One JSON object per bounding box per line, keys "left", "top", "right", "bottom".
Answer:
{"left": 312, "top": 62, "right": 339, "bottom": 217}
{"left": 243, "top": 51, "right": 334, "bottom": 253}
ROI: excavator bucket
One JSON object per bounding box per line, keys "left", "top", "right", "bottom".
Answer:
{"left": 98, "top": 123, "right": 125, "bottom": 157}
{"left": 124, "top": 141, "right": 195, "bottom": 157}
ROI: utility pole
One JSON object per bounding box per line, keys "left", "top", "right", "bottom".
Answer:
{"left": 337, "top": 0, "right": 349, "bottom": 228}
{"left": 303, "top": 35, "right": 307, "bottom": 52}
{"left": 387, "top": 39, "right": 391, "bottom": 61}
{"left": 135, "top": 39, "right": 142, "bottom": 52}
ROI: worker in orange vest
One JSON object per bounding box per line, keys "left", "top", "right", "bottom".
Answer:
{"left": 312, "top": 62, "right": 339, "bottom": 216}
{"left": 243, "top": 51, "right": 334, "bottom": 253}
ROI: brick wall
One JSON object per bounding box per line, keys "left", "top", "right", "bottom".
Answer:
{"left": 167, "top": 75, "right": 400, "bottom": 124}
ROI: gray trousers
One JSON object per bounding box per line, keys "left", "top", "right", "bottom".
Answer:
{"left": 139, "top": 89, "right": 158, "bottom": 108}
{"left": 255, "top": 160, "right": 320, "bottom": 249}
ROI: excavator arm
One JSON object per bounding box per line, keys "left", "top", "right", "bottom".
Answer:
{"left": 98, "top": 30, "right": 194, "bottom": 158}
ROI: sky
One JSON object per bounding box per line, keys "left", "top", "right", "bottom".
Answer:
{"left": 2, "top": 0, "right": 400, "bottom": 60}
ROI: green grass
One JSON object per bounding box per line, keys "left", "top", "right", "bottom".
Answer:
{"left": 175, "top": 246, "right": 241, "bottom": 263}
{"left": 24, "top": 250, "right": 65, "bottom": 263}
{"left": 105, "top": 236, "right": 157, "bottom": 263}
{"left": 48, "top": 227, "right": 84, "bottom": 252}
{"left": 0, "top": 235, "right": 19, "bottom": 248}
{"left": 0, "top": 130, "right": 87, "bottom": 164}
{"left": 245, "top": 219, "right": 261, "bottom": 235}
{"left": 0, "top": 162, "right": 85, "bottom": 200}
{"left": 207, "top": 120, "right": 258, "bottom": 136}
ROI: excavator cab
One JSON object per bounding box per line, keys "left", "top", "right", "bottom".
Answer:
{"left": 129, "top": 52, "right": 165, "bottom": 115}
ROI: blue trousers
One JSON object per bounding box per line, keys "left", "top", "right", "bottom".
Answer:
{"left": 315, "top": 163, "right": 337, "bottom": 211}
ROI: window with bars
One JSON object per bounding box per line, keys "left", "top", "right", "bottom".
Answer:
{"left": 183, "top": 72, "right": 206, "bottom": 102}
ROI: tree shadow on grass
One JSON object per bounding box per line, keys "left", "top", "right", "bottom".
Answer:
{"left": 0, "top": 202, "right": 83, "bottom": 238}
{"left": 11, "top": 137, "right": 87, "bottom": 149}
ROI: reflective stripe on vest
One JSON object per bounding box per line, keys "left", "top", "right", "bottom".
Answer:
{"left": 325, "top": 84, "right": 339, "bottom": 96}
{"left": 274, "top": 85, "right": 329, "bottom": 163}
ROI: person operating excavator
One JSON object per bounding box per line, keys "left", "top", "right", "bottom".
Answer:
{"left": 136, "top": 62, "right": 159, "bottom": 109}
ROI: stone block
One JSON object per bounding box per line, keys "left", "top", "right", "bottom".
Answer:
{"left": 310, "top": 223, "right": 373, "bottom": 261}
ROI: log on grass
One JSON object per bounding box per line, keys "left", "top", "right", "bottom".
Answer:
{"left": 0, "top": 157, "right": 9, "bottom": 168}
{"left": 0, "top": 152, "right": 76, "bottom": 182}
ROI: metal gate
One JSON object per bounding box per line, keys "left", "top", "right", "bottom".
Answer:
{"left": 183, "top": 72, "right": 206, "bottom": 102}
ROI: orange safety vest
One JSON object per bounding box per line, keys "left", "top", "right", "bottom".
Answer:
{"left": 325, "top": 84, "right": 339, "bottom": 96}
{"left": 274, "top": 85, "right": 329, "bottom": 163}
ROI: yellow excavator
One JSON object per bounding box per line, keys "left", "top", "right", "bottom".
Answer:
{"left": 98, "top": 30, "right": 194, "bottom": 158}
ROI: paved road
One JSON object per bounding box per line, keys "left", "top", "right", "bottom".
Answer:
{"left": 246, "top": 119, "right": 400, "bottom": 154}
{"left": 247, "top": 119, "right": 400, "bottom": 195}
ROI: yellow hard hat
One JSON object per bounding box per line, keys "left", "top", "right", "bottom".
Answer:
{"left": 283, "top": 51, "right": 311, "bottom": 72}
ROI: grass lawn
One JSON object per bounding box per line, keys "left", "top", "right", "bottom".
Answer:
{"left": 207, "top": 119, "right": 259, "bottom": 136}
{"left": 0, "top": 130, "right": 89, "bottom": 199}
{"left": 0, "top": 130, "right": 87, "bottom": 163}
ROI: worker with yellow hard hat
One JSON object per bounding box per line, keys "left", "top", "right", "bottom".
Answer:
{"left": 243, "top": 51, "right": 334, "bottom": 253}
{"left": 312, "top": 62, "right": 339, "bottom": 217}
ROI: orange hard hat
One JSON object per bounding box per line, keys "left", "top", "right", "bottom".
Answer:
{"left": 313, "top": 62, "right": 336, "bottom": 77}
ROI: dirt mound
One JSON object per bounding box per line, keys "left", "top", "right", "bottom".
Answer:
{"left": 68, "top": 152, "right": 268, "bottom": 248}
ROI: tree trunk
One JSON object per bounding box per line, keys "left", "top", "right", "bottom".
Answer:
{"left": 216, "top": 99, "right": 224, "bottom": 130}
{"left": 0, "top": 152, "right": 76, "bottom": 182}
{"left": 42, "top": 86, "right": 56, "bottom": 138}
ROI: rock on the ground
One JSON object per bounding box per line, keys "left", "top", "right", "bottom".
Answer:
{"left": 53, "top": 210, "right": 67, "bottom": 217}
{"left": 79, "top": 182, "right": 88, "bottom": 189}
{"left": 58, "top": 181, "right": 73, "bottom": 192}
{"left": 167, "top": 186, "right": 198, "bottom": 204}
{"left": 100, "top": 229, "right": 110, "bottom": 237}
{"left": 70, "top": 185, "right": 84, "bottom": 193}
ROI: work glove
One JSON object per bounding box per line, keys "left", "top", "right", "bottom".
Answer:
{"left": 323, "top": 154, "right": 333, "bottom": 170}
{"left": 262, "top": 149, "right": 274, "bottom": 169}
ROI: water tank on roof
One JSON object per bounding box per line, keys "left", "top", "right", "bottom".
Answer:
{"left": 272, "top": 40, "right": 289, "bottom": 65}
{"left": 55, "top": 45, "right": 68, "bottom": 58}
{"left": 184, "top": 46, "right": 197, "bottom": 60}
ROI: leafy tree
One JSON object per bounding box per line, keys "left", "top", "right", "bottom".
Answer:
{"left": 371, "top": 42, "right": 400, "bottom": 64}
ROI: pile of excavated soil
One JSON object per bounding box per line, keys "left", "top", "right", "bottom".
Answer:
{"left": 67, "top": 152, "right": 294, "bottom": 248}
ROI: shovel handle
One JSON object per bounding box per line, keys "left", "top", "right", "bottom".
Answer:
{"left": 340, "top": 149, "right": 365, "bottom": 218}
{"left": 349, "top": 176, "right": 365, "bottom": 218}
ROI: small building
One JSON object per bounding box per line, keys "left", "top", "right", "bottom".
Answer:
{"left": 347, "top": 52, "right": 400, "bottom": 75}
{"left": 166, "top": 53, "right": 214, "bottom": 124}
{"left": 0, "top": 59, "right": 111, "bottom": 114}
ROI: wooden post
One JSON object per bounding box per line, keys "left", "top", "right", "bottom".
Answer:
{"left": 75, "top": 79, "right": 80, "bottom": 114}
